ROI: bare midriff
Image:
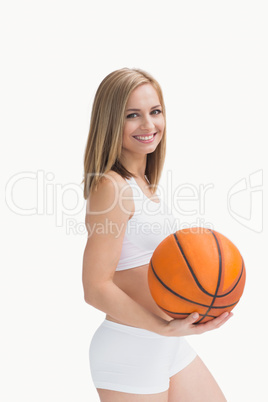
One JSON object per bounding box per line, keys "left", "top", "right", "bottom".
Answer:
{"left": 106, "top": 263, "right": 173, "bottom": 324}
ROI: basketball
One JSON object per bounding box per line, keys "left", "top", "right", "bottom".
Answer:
{"left": 148, "top": 227, "right": 246, "bottom": 323}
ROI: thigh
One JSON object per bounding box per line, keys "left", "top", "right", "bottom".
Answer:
{"left": 98, "top": 388, "right": 168, "bottom": 402}
{"left": 168, "top": 355, "right": 227, "bottom": 402}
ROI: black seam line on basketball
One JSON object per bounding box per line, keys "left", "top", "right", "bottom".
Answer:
{"left": 216, "top": 259, "right": 245, "bottom": 298}
{"left": 201, "top": 258, "right": 244, "bottom": 298}
{"left": 173, "top": 232, "right": 216, "bottom": 297}
{"left": 173, "top": 231, "right": 240, "bottom": 299}
{"left": 150, "top": 261, "right": 239, "bottom": 309}
{"left": 158, "top": 305, "right": 216, "bottom": 318}
{"left": 196, "top": 229, "right": 223, "bottom": 324}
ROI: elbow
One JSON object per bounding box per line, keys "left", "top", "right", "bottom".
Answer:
{"left": 83, "top": 287, "right": 95, "bottom": 306}
{"left": 83, "top": 276, "right": 99, "bottom": 306}
{"left": 84, "top": 293, "right": 91, "bottom": 305}
{"left": 84, "top": 280, "right": 114, "bottom": 311}
{"left": 83, "top": 282, "right": 108, "bottom": 307}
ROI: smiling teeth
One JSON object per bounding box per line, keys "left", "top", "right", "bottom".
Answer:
{"left": 135, "top": 134, "right": 154, "bottom": 140}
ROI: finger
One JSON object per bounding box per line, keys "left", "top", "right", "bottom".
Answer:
{"left": 213, "top": 312, "right": 233, "bottom": 328}
{"left": 194, "top": 312, "right": 233, "bottom": 334}
{"left": 185, "top": 312, "right": 200, "bottom": 325}
{"left": 216, "top": 312, "right": 233, "bottom": 327}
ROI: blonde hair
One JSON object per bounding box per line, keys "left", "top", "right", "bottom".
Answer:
{"left": 82, "top": 67, "right": 167, "bottom": 200}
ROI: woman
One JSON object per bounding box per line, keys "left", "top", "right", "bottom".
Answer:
{"left": 82, "top": 68, "right": 231, "bottom": 401}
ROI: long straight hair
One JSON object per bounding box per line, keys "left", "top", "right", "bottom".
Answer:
{"left": 82, "top": 68, "right": 167, "bottom": 200}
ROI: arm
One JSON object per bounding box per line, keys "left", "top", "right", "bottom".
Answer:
{"left": 82, "top": 173, "right": 232, "bottom": 336}
{"left": 82, "top": 173, "right": 168, "bottom": 333}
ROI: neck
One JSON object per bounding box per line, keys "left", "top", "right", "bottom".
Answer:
{"left": 119, "top": 150, "right": 147, "bottom": 179}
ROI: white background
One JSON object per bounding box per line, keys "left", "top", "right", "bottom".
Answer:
{"left": 1, "top": 1, "right": 267, "bottom": 401}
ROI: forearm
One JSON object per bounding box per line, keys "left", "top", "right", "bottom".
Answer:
{"left": 85, "top": 280, "right": 169, "bottom": 335}
{"left": 84, "top": 280, "right": 233, "bottom": 338}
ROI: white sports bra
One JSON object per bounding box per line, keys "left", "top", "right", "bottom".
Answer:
{"left": 115, "top": 176, "right": 176, "bottom": 271}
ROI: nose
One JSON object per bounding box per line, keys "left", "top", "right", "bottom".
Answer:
{"left": 140, "top": 114, "right": 155, "bottom": 131}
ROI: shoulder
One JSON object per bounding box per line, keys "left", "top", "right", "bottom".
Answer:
{"left": 86, "top": 170, "right": 134, "bottom": 215}
{"left": 96, "top": 170, "right": 132, "bottom": 199}
{"left": 102, "top": 170, "right": 129, "bottom": 187}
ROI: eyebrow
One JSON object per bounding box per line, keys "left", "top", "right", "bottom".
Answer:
{"left": 126, "top": 105, "right": 162, "bottom": 112}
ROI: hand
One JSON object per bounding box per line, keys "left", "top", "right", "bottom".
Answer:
{"left": 165, "top": 312, "right": 233, "bottom": 337}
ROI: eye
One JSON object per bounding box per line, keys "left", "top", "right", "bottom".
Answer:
{"left": 126, "top": 113, "right": 139, "bottom": 119}
{"left": 151, "top": 109, "right": 162, "bottom": 115}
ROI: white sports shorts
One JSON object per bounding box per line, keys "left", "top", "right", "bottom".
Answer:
{"left": 89, "top": 319, "right": 197, "bottom": 395}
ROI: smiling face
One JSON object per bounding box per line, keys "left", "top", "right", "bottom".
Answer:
{"left": 122, "top": 83, "right": 165, "bottom": 157}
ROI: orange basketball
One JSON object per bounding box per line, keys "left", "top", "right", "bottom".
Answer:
{"left": 148, "top": 227, "right": 246, "bottom": 323}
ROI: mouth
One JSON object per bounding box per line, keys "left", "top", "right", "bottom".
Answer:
{"left": 133, "top": 133, "right": 157, "bottom": 143}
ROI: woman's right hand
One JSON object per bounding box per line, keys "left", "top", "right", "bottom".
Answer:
{"left": 165, "top": 312, "right": 233, "bottom": 337}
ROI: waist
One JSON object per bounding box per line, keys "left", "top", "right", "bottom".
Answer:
{"left": 103, "top": 318, "right": 167, "bottom": 339}
{"left": 108, "top": 264, "right": 172, "bottom": 324}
